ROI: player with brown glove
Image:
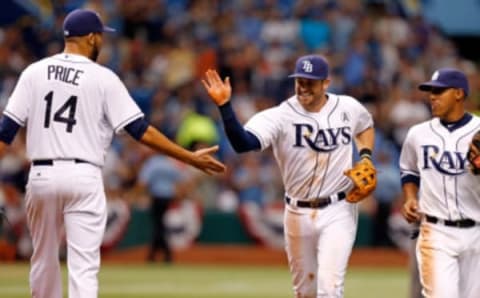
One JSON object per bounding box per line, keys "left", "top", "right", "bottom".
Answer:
{"left": 344, "top": 149, "right": 377, "bottom": 203}
{"left": 467, "top": 130, "right": 480, "bottom": 175}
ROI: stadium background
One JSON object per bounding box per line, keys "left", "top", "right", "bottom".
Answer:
{"left": 1, "top": 0, "right": 479, "bottom": 297}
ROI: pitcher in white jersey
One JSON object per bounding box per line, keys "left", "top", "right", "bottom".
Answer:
{"left": 202, "top": 55, "right": 375, "bottom": 298}
{"left": 400, "top": 68, "right": 480, "bottom": 298}
{"left": 0, "top": 9, "right": 225, "bottom": 298}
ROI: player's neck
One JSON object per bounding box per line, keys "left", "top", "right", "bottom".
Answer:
{"left": 63, "top": 42, "right": 90, "bottom": 59}
{"left": 439, "top": 112, "right": 471, "bottom": 132}
{"left": 440, "top": 111, "right": 468, "bottom": 124}
{"left": 440, "top": 105, "right": 466, "bottom": 123}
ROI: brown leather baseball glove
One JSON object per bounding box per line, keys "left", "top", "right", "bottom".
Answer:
{"left": 344, "top": 158, "right": 377, "bottom": 203}
{"left": 467, "top": 130, "right": 480, "bottom": 175}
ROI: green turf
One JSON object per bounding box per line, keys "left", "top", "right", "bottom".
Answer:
{"left": 0, "top": 263, "right": 408, "bottom": 298}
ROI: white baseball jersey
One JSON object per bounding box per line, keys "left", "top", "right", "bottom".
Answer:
{"left": 245, "top": 93, "right": 373, "bottom": 296}
{"left": 244, "top": 93, "right": 373, "bottom": 202}
{"left": 4, "top": 53, "right": 143, "bottom": 166}
{"left": 400, "top": 115, "right": 480, "bottom": 221}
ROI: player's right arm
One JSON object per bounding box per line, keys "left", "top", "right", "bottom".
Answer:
{"left": 201, "top": 69, "right": 261, "bottom": 153}
{"left": 402, "top": 183, "right": 420, "bottom": 223}
{"left": 0, "top": 115, "right": 21, "bottom": 158}
{"left": 399, "top": 128, "right": 421, "bottom": 223}
{"left": 0, "top": 66, "right": 30, "bottom": 158}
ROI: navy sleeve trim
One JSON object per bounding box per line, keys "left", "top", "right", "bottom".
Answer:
{"left": 219, "top": 102, "right": 261, "bottom": 153}
{"left": 0, "top": 115, "right": 21, "bottom": 144}
{"left": 114, "top": 112, "right": 144, "bottom": 133}
{"left": 124, "top": 117, "right": 149, "bottom": 140}
{"left": 401, "top": 175, "right": 420, "bottom": 186}
{"left": 3, "top": 110, "right": 25, "bottom": 126}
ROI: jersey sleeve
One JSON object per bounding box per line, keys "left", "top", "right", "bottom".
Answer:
{"left": 399, "top": 127, "right": 419, "bottom": 179}
{"left": 103, "top": 70, "right": 144, "bottom": 133}
{"left": 350, "top": 97, "right": 373, "bottom": 134}
{"left": 244, "top": 107, "right": 281, "bottom": 150}
{"left": 4, "top": 68, "right": 32, "bottom": 126}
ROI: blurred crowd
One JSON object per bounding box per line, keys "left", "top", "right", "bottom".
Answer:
{"left": 1, "top": 0, "right": 480, "bottom": 255}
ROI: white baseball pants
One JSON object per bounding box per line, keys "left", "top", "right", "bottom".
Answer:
{"left": 26, "top": 160, "right": 106, "bottom": 298}
{"left": 417, "top": 221, "right": 480, "bottom": 298}
{"left": 284, "top": 201, "right": 358, "bottom": 298}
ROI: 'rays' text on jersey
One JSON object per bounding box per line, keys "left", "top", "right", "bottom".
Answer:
{"left": 422, "top": 145, "right": 467, "bottom": 175}
{"left": 47, "top": 65, "right": 84, "bottom": 86}
{"left": 293, "top": 123, "right": 352, "bottom": 152}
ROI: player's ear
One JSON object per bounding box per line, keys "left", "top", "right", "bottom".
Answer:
{"left": 322, "top": 78, "right": 331, "bottom": 89}
{"left": 454, "top": 88, "right": 465, "bottom": 101}
{"left": 87, "top": 33, "right": 95, "bottom": 46}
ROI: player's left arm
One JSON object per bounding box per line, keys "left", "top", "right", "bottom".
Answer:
{"left": 350, "top": 96, "right": 375, "bottom": 158}
{"left": 130, "top": 124, "right": 226, "bottom": 176}
{"left": 354, "top": 126, "right": 375, "bottom": 159}
{"left": 343, "top": 126, "right": 376, "bottom": 203}
{"left": 104, "top": 70, "right": 225, "bottom": 176}
{"left": 0, "top": 141, "right": 7, "bottom": 159}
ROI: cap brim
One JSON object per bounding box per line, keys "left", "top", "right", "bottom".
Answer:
{"left": 103, "top": 26, "right": 116, "bottom": 33}
{"left": 418, "top": 81, "right": 449, "bottom": 91}
{"left": 288, "top": 73, "right": 326, "bottom": 80}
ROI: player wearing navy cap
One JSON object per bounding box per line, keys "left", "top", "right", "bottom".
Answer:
{"left": 400, "top": 67, "right": 480, "bottom": 298}
{"left": 62, "top": 9, "right": 115, "bottom": 37}
{"left": 202, "top": 55, "right": 375, "bottom": 297}
{"left": 0, "top": 8, "right": 225, "bottom": 298}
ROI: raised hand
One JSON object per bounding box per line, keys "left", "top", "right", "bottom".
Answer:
{"left": 201, "top": 69, "right": 232, "bottom": 106}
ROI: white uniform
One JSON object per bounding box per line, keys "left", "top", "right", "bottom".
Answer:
{"left": 4, "top": 53, "right": 143, "bottom": 298}
{"left": 400, "top": 115, "right": 480, "bottom": 298}
{"left": 245, "top": 93, "right": 373, "bottom": 297}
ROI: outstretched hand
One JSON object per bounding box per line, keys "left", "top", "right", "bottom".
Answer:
{"left": 201, "top": 69, "right": 231, "bottom": 106}
{"left": 192, "top": 145, "right": 226, "bottom": 175}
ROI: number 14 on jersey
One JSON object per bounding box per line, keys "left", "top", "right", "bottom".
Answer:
{"left": 44, "top": 91, "right": 78, "bottom": 133}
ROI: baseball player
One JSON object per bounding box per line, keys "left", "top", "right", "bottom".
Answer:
{"left": 400, "top": 68, "right": 480, "bottom": 298}
{"left": 202, "top": 55, "right": 375, "bottom": 298}
{"left": 0, "top": 9, "right": 225, "bottom": 298}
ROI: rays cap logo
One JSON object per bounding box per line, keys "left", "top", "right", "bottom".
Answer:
{"left": 418, "top": 67, "right": 469, "bottom": 96}
{"left": 63, "top": 9, "right": 115, "bottom": 37}
{"left": 289, "top": 55, "right": 329, "bottom": 80}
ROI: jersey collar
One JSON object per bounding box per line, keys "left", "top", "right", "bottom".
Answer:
{"left": 439, "top": 113, "right": 472, "bottom": 132}
{"left": 55, "top": 53, "right": 92, "bottom": 63}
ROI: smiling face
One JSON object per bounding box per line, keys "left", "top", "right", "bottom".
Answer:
{"left": 295, "top": 78, "right": 330, "bottom": 112}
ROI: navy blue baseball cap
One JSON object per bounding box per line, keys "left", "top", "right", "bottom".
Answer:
{"left": 63, "top": 9, "right": 115, "bottom": 37}
{"left": 419, "top": 68, "right": 469, "bottom": 96}
{"left": 288, "top": 55, "right": 329, "bottom": 80}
